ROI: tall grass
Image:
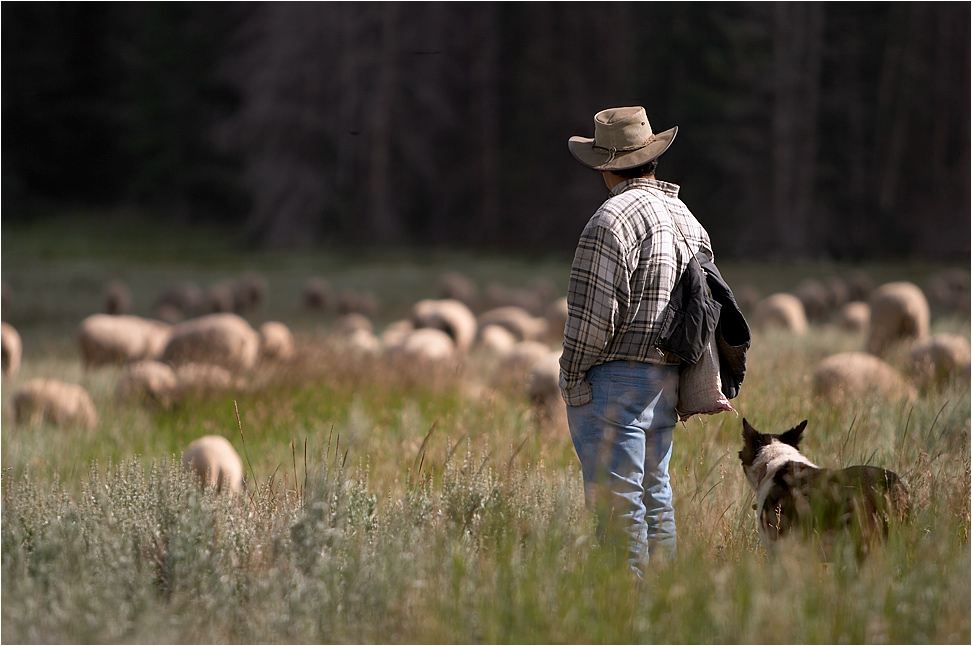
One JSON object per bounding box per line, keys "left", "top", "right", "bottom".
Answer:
{"left": 1, "top": 221, "right": 969, "bottom": 643}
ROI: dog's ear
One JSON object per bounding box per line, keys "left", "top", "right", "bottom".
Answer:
{"left": 739, "top": 418, "right": 762, "bottom": 463}
{"left": 779, "top": 419, "right": 808, "bottom": 448}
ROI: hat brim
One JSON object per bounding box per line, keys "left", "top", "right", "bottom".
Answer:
{"left": 568, "top": 126, "right": 677, "bottom": 171}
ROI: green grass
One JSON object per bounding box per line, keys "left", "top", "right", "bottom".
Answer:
{"left": 1, "top": 216, "right": 970, "bottom": 643}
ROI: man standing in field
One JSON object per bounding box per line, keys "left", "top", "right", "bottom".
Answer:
{"left": 560, "top": 106, "right": 713, "bottom": 576}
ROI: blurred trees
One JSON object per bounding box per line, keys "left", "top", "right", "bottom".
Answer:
{"left": 2, "top": 2, "right": 968, "bottom": 260}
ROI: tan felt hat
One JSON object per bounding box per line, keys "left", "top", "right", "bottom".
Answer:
{"left": 568, "top": 106, "right": 677, "bottom": 171}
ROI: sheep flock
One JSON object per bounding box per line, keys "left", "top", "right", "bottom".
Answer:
{"left": 2, "top": 266, "right": 969, "bottom": 493}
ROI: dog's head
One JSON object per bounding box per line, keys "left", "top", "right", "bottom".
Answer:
{"left": 738, "top": 418, "right": 809, "bottom": 492}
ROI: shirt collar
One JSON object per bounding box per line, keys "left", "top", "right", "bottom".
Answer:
{"left": 609, "top": 177, "right": 680, "bottom": 198}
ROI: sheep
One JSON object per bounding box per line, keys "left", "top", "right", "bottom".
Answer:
{"left": 474, "top": 324, "right": 518, "bottom": 356}
{"left": 204, "top": 281, "right": 236, "bottom": 314}
{"left": 845, "top": 271, "right": 874, "bottom": 302}
{"left": 116, "top": 360, "right": 179, "bottom": 407}
{"left": 151, "top": 282, "right": 204, "bottom": 322}
{"left": 735, "top": 285, "right": 762, "bottom": 314}
{"left": 836, "top": 301, "right": 870, "bottom": 333}
{"left": 182, "top": 435, "right": 245, "bottom": 494}
{"left": 302, "top": 277, "right": 333, "bottom": 313}
{"left": 438, "top": 271, "right": 479, "bottom": 309}
{"left": 380, "top": 319, "right": 415, "bottom": 349}
{"left": 410, "top": 299, "right": 478, "bottom": 353}
{"left": 102, "top": 280, "right": 132, "bottom": 315}
{"left": 492, "top": 340, "right": 552, "bottom": 390}
{"left": 386, "top": 328, "right": 457, "bottom": 367}
{"left": 794, "top": 279, "right": 832, "bottom": 323}
{"left": 233, "top": 272, "right": 268, "bottom": 315}
{"left": 77, "top": 314, "right": 172, "bottom": 367}
{"left": 13, "top": 378, "right": 98, "bottom": 429}
{"left": 751, "top": 293, "right": 808, "bottom": 334}
{"left": 812, "top": 352, "right": 915, "bottom": 404}
{"left": 337, "top": 327, "right": 383, "bottom": 359}
{"left": 544, "top": 297, "right": 569, "bottom": 344}
{"left": 866, "top": 281, "right": 930, "bottom": 356}
{"left": 337, "top": 290, "right": 380, "bottom": 318}
{"left": 174, "top": 363, "right": 234, "bottom": 396}
{"left": 259, "top": 321, "right": 295, "bottom": 362}
{"left": 2, "top": 321, "right": 22, "bottom": 378}
{"left": 478, "top": 306, "right": 549, "bottom": 342}
{"left": 332, "top": 313, "right": 373, "bottom": 336}
{"left": 924, "top": 269, "right": 971, "bottom": 315}
{"left": 908, "top": 333, "right": 971, "bottom": 388}
{"left": 527, "top": 349, "right": 563, "bottom": 407}
{"left": 160, "top": 313, "right": 260, "bottom": 372}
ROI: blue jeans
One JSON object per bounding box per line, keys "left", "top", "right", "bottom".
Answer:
{"left": 566, "top": 360, "right": 679, "bottom": 574}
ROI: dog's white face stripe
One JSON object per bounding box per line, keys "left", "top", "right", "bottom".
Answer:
{"left": 745, "top": 439, "right": 818, "bottom": 546}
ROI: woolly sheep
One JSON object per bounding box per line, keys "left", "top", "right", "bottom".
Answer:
{"left": 794, "top": 279, "right": 832, "bottom": 323}
{"left": 174, "top": 363, "right": 234, "bottom": 395}
{"left": 302, "top": 277, "right": 333, "bottom": 312}
{"left": 544, "top": 297, "right": 569, "bottom": 343}
{"left": 527, "top": 350, "right": 563, "bottom": 407}
{"left": 233, "top": 272, "right": 267, "bottom": 315}
{"left": 259, "top": 321, "right": 295, "bottom": 362}
{"left": 151, "top": 282, "right": 204, "bottom": 322}
{"left": 337, "top": 290, "right": 380, "bottom": 318}
{"left": 204, "top": 281, "right": 236, "bottom": 314}
{"left": 2, "top": 321, "right": 22, "bottom": 377}
{"left": 182, "top": 435, "right": 244, "bottom": 494}
{"left": 478, "top": 306, "right": 548, "bottom": 342}
{"left": 337, "top": 327, "right": 383, "bottom": 359}
{"left": 78, "top": 314, "right": 172, "bottom": 367}
{"left": 493, "top": 340, "right": 552, "bottom": 389}
{"left": 812, "top": 352, "right": 915, "bottom": 404}
{"left": 117, "top": 360, "right": 179, "bottom": 407}
{"left": 474, "top": 324, "right": 518, "bottom": 356}
{"left": 332, "top": 313, "right": 373, "bottom": 335}
{"left": 866, "top": 281, "right": 930, "bottom": 356}
{"left": 13, "top": 378, "right": 99, "bottom": 429}
{"left": 102, "top": 280, "right": 132, "bottom": 315}
{"left": 387, "top": 328, "right": 456, "bottom": 366}
{"left": 438, "top": 271, "right": 479, "bottom": 309}
{"left": 410, "top": 299, "right": 478, "bottom": 353}
{"left": 380, "top": 319, "right": 414, "bottom": 349}
{"left": 836, "top": 301, "right": 870, "bottom": 333}
{"left": 161, "top": 313, "right": 260, "bottom": 372}
{"left": 924, "top": 269, "right": 970, "bottom": 315}
{"left": 908, "top": 333, "right": 971, "bottom": 388}
{"left": 751, "top": 293, "right": 808, "bottom": 334}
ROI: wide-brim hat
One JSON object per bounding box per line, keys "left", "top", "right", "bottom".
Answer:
{"left": 568, "top": 106, "right": 677, "bottom": 171}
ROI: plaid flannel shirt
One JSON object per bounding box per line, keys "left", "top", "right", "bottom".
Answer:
{"left": 559, "top": 178, "right": 713, "bottom": 406}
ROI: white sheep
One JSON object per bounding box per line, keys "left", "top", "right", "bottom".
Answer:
{"left": 478, "top": 306, "right": 548, "bottom": 342}
{"left": 259, "top": 321, "right": 295, "bottom": 362}
{"left": 473, "top": 324, "right": 518, "bottom": 356}
{"left": 836, "top": 301, "right": 870, "bottom": 333}
{"left": 544, "top": 297, "right": 569, "bottom": 344}
{"left": 161, "top": 313, "right": 260, "bottom": 372}
{"left": 77, "top": 314, "right": 172, "bottom": 367}
{"left": 410, "top": 298, "right": 478, "bottom": 353}
{"left": 492, "top": 340, "right": 552, "bottom": 390}
{"left": 182, "top": 435, "right": 245, "bottom": 494}
{"left": 866, "top": 281, "right": 930, "bottom": 356}
{"left": 2, "top": 321, "right": 22, "bottom": 377}
{"left": 751, "top": 293, "right": 808, "bottom": 334}
{"left": 116, "top": 360, "right": 179, "bottom": 407}
{"left": 386, "top": 328, "right": 457, "bottom": 367}
{"left": 13, "top": 378, "right": 99, "bottom": 429}
{"left": 527, "top": 349, "right": 563, "bottom": 407}
{"left": 812, "top": 352, "right": 915, "bottom": 404}
{"left": 908, "top": 333, "right": 971, "bottom": 388}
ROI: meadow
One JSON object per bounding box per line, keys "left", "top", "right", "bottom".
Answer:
{"left": 1, "top": 215, "right": 969, "bottom": 644}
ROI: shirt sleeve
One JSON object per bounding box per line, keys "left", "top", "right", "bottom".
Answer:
{"left": 559, "top": 220, "right": 627, "bottom": 406}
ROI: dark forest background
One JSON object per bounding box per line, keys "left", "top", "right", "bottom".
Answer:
{"left": 2, "top": 2, "right": 969, "bottom": 261}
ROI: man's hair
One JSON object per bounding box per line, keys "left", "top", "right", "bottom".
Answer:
{"left": 613, "top": 158, "right": 658, "bottom": 180}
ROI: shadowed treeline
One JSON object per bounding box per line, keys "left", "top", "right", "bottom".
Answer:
{"left": 2, "top": 2, "right": 969, "bottom": 260}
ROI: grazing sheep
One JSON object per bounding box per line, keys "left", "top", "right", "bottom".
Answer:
{"left": 102, "top": 280, "right": 133, "bottom": 315}
{"left": 527, "top": 349, "right": 563, "bottom": 407}
{"left": 13, "top": 378, "right": 98, "bottom": 429}
{"left": 410, "top": 299, "right": 478, "bottom": 353}
{"left": 387, "top": 328, "right": 457, "bottom": 366}
{"left": 908, "top": 334, "right": 971, "bottom": 388}
{"left": 233, "top": 272, "right": 268, "bottom": 315}
{"left": 2, "top": 321, "right": 22, "bottom": 377}
{"left": 204, "top": 281, "right": 236, "bottom": 314}
{"left": 751, "top": 293, "right": 808, "bottom": 334}
{"left": 924, "top": 269, "right": 971, "bottom": 315}
{"left": 812, "top": 352, "right": 915, "bottom": 404}
{"left": 474, "top": 324, "right": 518, "bottom": 356}
{"left": 337, "top": 327, "right": 383, "bottom": 359}
{"left": 151, "top": 282, "right": 204, "bottom": 322}
{"left": 866, "top": 281, "right": 930, "bottom": 356}
{"left": 380, "top": 319, "right": 415, "bottom": 349}
{"left": 824, "top": 276, "right": 850, "bottom": 310}
{"left": 332, "top": 313, "right": 373, "bottom": 335}
{"left": 302, "top": 277, "right": 333, "bottom": 313}
{"left": 161, "top": 313, "right": 260, "bottom": 372}
{"left": 116, "top": 360, "right": 179, "bottom": 407}
{"left": 174, "top": 363, "right": 234, "bottom": 396}
{"left": 478, "top": 306, "right": 548, "bottom": 342}
{"left": 438, "top": 271, "right": 479, "bottom": 309}
{"left": 259, "top": 321, "right": 295, "bottom": 362}
{"left": 794, "top": 279, "right": 832, "bottom": 323}
{"left": 544, "top": 297, "right": 569, "bottom": 343}
{"left": 78, "top": 314, "right": 172, "bottom": 367}
{"left": 836, "top": 301, "right": 870, "bottom": 333}
{"left": 182, "top": 435, "right": 245, "bottom": 494}
{"left": 845, "top": 271, "right": 874, "bottom": 303}
{"left": 493, "top": 340, "right": 552, "bottom": 389}
{"left": 337, "top": 290, "right": 380, "bottom": 318}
